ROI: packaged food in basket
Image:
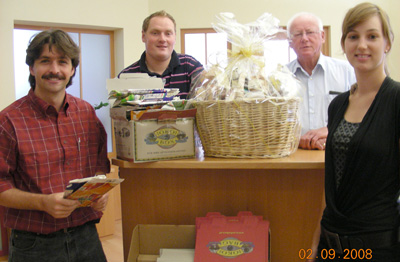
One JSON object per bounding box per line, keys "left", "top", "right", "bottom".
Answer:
{"left": 188, "top": 12, "right": 303, "bottom": 158}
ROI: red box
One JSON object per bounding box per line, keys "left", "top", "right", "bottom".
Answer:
{"left": 195, "top": 212, "right": 270, "bottom": 262}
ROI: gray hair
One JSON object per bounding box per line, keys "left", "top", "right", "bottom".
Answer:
{"left": 286, "top": 12, "right": 323, "bottom": 38}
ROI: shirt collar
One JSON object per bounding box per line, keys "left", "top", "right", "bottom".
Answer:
{"left": 316, "top": 54, "right": 328, "bottom": 71}
{"left": 294, "top": 53, "right": 326, "bottom": 76}
{"left": 28, "top": 88, "right": 69, "bottom": 116}
{"left": 169, "top": 50, "right": 180, "bottom": 67}
{"left": 139, "top": 50, "right": 180, "bottom": 76}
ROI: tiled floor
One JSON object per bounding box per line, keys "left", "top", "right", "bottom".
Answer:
{"left": 101, "top": 219, "right": 124, "bottom": 262}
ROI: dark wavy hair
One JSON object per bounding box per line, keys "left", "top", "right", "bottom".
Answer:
{"left": 26, "top": 29, "right": 80, "bottom": 89}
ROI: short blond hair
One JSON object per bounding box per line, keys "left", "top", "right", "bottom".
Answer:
{"left": 142, "top": 10, "right": 176, "bottom": 33}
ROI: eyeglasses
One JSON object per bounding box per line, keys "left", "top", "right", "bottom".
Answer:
{"left": 291, "top": 30, "right": 320, "bottom": 40}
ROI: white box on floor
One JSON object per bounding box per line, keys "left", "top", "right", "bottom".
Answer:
{"left": 157, "top": 248, "right": 194, "bottom": 261}
{"left": 127, "top": 225, "right": 196, "bottom": 262}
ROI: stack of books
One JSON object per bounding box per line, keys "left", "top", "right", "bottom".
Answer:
{"left": 107, "top": 73, "right": 182, "bottom": 116}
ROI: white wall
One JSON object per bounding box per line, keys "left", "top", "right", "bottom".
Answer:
{"left": 149, "top": 0, "right": 400, "bottom": 79}
{"left": 1, "top": 0, "right": 399, "bottom": 110}
{"left": 0, "top": 0, "right": 147, "bottom": 110}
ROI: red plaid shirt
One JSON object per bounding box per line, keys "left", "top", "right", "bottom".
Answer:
{"left": 0, "top": 89, "right": 110, "bottom": 234}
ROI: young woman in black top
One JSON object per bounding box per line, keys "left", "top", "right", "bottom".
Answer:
{"left": 312, "top": 2, "right": 400, "bottom": 261}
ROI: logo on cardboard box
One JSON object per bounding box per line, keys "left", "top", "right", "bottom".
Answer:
{"left": 116, "top": 127, "right": 131, "bottom": 138}
{"left": 207, "top": 237, "right": 255, "bottom": 258}
{"left": 144, "top": 125, "right": 188, "bottom": 149}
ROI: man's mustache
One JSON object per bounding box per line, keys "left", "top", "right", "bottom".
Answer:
{"left": 42, "top": 73, "right": 66, "bottom": 80}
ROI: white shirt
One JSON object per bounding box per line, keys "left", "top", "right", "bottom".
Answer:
{"left": 287, "top": 54, "right": 356, "bottom": 135}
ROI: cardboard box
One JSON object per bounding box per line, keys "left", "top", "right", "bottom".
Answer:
{"left": 111, "top": 107, "right": 196, "bottom": 162}
{"left": 127, "top": 224, "right": 196, "bottom": 262}
{"left": 195, "top": 212, "right": 270, "bottom": 262}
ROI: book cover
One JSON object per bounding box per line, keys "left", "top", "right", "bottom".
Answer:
{"left": 63, "top": 175, "right": 124, "bottom": 207}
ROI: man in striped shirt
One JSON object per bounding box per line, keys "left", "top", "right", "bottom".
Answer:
{"left": 0, "top": 29, "right": 110, "bottom": 261}
{"left": 118, "top": 10, "right": 203, "bottom": 99}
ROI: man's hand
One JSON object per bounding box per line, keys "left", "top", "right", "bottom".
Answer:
{"left": 91, "top": 193, "right": 109, "bottom": 212}
{"left": 299, "top": 127, "right": 328, "bottom": 150}
{"left": 41, "top": 192, "right": 80, "bottom": 218}
{"left": 0, "top": 189, "right": 82, "bottom": 218}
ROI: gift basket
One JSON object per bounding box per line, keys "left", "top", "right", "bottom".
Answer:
{"left": 189, "top": 13, "right": 303, "bottom": 158}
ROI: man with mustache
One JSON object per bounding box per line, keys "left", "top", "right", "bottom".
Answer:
{"left": 0, "top": 29, "right": 110, "bottom": 261}
{"left": 286, "top": 12, "right": 356, "bottom": 150}
{"left": 118, "top": 10, "right": 203, "bottom": 99}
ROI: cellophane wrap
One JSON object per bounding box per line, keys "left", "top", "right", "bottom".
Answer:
{"left": 188, "top": 12, "right": 303, "bottom": 158}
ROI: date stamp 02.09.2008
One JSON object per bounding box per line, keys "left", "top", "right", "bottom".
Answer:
{"left": 299, "top": 248, "right": 373, "bottom": 260}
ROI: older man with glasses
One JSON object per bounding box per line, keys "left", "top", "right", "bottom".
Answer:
{"left": 286, "top": 12, "right": 356, "bottom": 150}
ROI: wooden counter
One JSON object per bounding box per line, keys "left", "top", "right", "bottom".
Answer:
{"left": 112, "top": 149, "right": 325, "bottom": 262}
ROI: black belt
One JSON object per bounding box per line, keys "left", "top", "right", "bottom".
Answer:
{"left": 321, "top": 226, "right": 399, "bottom": 254}
{"left": 13, "top": 219, "right": 99, "bottom": 238}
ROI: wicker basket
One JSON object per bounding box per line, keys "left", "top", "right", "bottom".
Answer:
{"left": 193, "top": 98, "right": 301, "bottom": 158}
